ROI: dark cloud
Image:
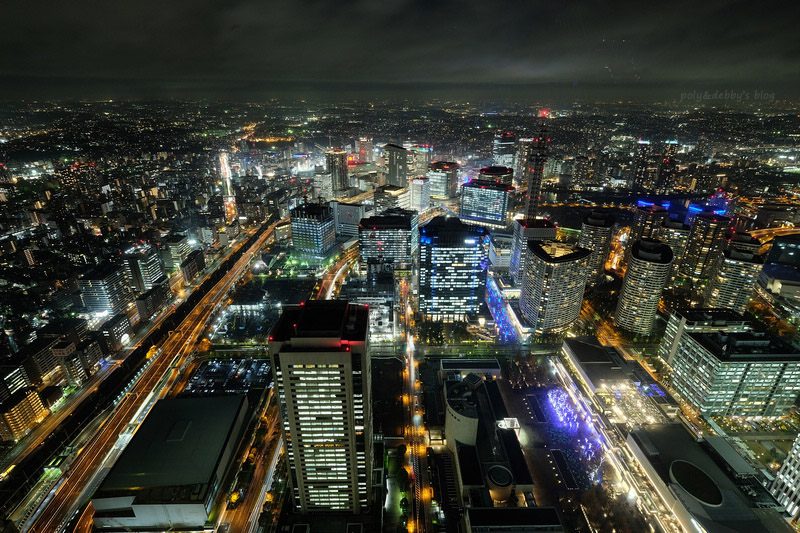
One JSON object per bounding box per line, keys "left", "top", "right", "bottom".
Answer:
{"left": 1, "top": 0, "right": 798, "bottom": 99}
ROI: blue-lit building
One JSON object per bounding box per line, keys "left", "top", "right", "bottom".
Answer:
{"left": 290, "top": 202, "right": 336, "bottom": 257}
{"left": 419, "top": 217, "right": 488, "bottom": 322}
{"left": 459, "top": 180, "right": 514, "bottom": 229}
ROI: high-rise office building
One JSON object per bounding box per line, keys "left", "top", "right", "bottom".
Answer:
{"left": 704, "top": 249, "right": 763, "bottom": 313}
{"left": 509, "top": 218, "right": 557, "bottom": 284}
{"left": 355, "top": 137, "right": 374, "bottom": 164}
{"left": 79, "top": 262, "right": 134, "bottom": 317}
{"left": 578, "top": 211, "right": 615, "bottom": 283}
{"left": 385, "top": 144, "right": 409, "bottom": 187}
{"left": 372, "top": 184, "right": 411, "bottom": 213}
{"left": 419, "top": 217, "right": 487, "bottom": 321}
{"left": 771, "top": 433, "right": 800, "bottom": 520}
{"left": 631, "top": 139, "right": 651, "bottom": 190}
{"left": 669, "top": 327, "right": 800, "bottom": 417}
{"left": 427, "top": 161, "right": 459, "bottom": 199}
{"left": 478, "top": 166, "right": 513, "bottom": 186}
{"left": 679, "top": 213, "right": 731, "bottom": 283}
{"left": 163, "top": 235, "right": 191, "bottom": 272}
{"left": 658, "top": 308, "right": 750, "bottom": 366}
{"left": 520, "top": 242, "right": 590, "bottom": 334}
{"left": 290, "top": 201, "right": 336, "bottom": 256}
{"left": 268, "top": 300, "right": 372, "bottom": 513}
{"left": 492, "top": 132, "right": 516, "bottom": 168}
{"left": 326, "top": 148, "right": 349, "bottom": 192}
{"left": 408, "top": 176, "right": 431, "bottom": 212}
{"left": 459, "top": 180, "right": 513, "bottom": 228}
{"left": 330, "top": 201, "right": 366, "bottom": 238}
{"left": 408, "top": 144, "right": 433, "bottom": 173}
{"left": 659, "top": 219, "right": 691, "bottom": 286}
{"left": 122, "top": 244, "right": 165, "bottom": 293}
{"left": 358, "top": 208, "right": 419, "bottom": 265}
{"left": 521, "top": 115, "right": 549, "bottom": 219}
{"left": 614, "top": 239, "right": 673, "bottom": 335}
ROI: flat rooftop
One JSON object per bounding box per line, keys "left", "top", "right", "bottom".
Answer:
{"left": 97, "top": 395, "right": 246, "bottom": 496}
{"left": 673, "top": 307, "right": 748, "bottom": 324}
{"left": 269, "top": 300, "right": 369, "bottom": 342}
{"left": 690, "top": 330, "right": 800, "bottom": 362}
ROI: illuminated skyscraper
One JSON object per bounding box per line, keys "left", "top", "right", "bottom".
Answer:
{"left": 459, "top": 180, "right": 513, "bottom": 228}
{"left": 358, "top": 208, "right": 418, "bottom": 266}
{"left": 630, "top": 204, "right": 668, "bottom": 244}
{"left": 122, "top": 244, "right": 165, "bottom": 293}
{"left": 519, "top": 242, "right": 590, "bottom": 334}
{"left": 355, "top": 137, "right": 374, "bottom": 163}
{"left": 385, "top": 144, "right": 409, "bottom": 187}
{"left": 408, "top": 144, "right": 433, "bottom": 173}
{"left": 659, "top": 219, "right": 691, "bottom": 286}
{"left": 79, "top": 262, "right": 134, "bottom": 317}
{"left": 654, "top": 140, "right": 679, "bottom": 193}
{"left": 290, "top": 201, "right": 336, "bottom": 256}
{"left": 522, "top": 114, "right": 549, "bottom": 219}
{"left": 679, "top": 213, "right": 731, "bottom": 283}
{"left": 326, "top": 148, "right": 349, "bottom": 192}
{"left": 268, "top": 300, "right": 372, "bottom": 513}
{"left": 427, "top": 161, "right": 459, "bottom": 199}
{"left": 478, "top": 165, "right": 513, "bottom": 186}
{"left": 419, "top": 217, "right": 487, "bottom": 321}
{"left": 509, "top": 218, "right": 557, "bottom": 284}
{"left": 409, "top": 176, "right": 431, "bottom": 212}
{"left": 578, "top": 211, "right": 615, "bottom": 283}
{"left": 614, "top": 239, "right": 673, "bottom": 335}
{"left": 704, "top": 249, "right": 763, "bottom": 313}
{"left": 492, "top": 132, "right": 516, "bottom": 168}
{"left": 631, "top": 139, "right": 651, "bottom": 190}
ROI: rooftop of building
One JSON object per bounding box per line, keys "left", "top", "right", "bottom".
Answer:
{"left": 95, "top": 395, "right": 247, "bottom": 501}
{"left": 672, "top": 307, "right": 749, "bottom": 325}
{"left": 464, "top": 179, "right": 514, "bottom": 192}
{"left": 359, "top": 209, "right": 416, "bottom": 230}
{"left": 290, "top": 201, "right": 332, "bottom": 218}
{"left": 724, "top": 248, "right": 764, "bottom": 263}
{"left": 528, "top": 241, "right": 591, "bottom": 264}
{"left": 662, "top": 218, "right": 691, "bottom": 231}
{"left": 695, "top": 212, "right": 732, "bottom": 224}
{"left": 429, "top": 161, "right": 458, "bottom": 171}
{"left": 384, "top": 143, "right": 407, "bottom": 151}
{"left": 583, "top": 211, "right": 615, "bottom": 227}
{"left": 515, "top": 218, "right": 555, "bottom": 229}
{"left": 479, "top": 165, "right": 513, "bottom": 176}
{"left": 690, "top": 329, "right": 800, "bottom": 362}
{"left": 80, "top": 261, "right": 124, "bottom": 280}
{"left": 421, "top": 216, "right": 486, "bottom": 239}
{"left": 563, "top": 337, "right": 628, "bottom": 385}
{"left": 628, "top": 424, "right": 782, "bottom": 533}
{"left": 269, "top": 300, "right": 369, "bottom": 343}
{"left": 631, "top": 238, "right": 673, "bottom": 264}
{"left": 164, "top": 234, "right": 188, "bottom": 244}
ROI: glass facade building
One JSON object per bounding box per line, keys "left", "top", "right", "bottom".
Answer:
{"left": 459, "top": 179, "right": 513, "bottom": 229}
{"left": 419, "top": 217, "right": 488, "bottom": 321}
{"left": 290, "top": 202, "right": 336, "bottom": 256}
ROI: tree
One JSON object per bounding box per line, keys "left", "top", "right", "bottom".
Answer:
{"left": 397, "top": 467, "right": 410, "bottom": 489}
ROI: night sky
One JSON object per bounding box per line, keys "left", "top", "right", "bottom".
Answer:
{"left": 2, "top": 0, "right": 798, "bottom": 100}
